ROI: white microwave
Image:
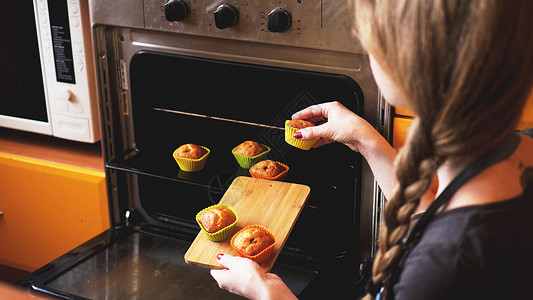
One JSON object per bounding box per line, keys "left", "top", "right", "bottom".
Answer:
{"left": 0, "top": 0, "right": 100, "bottom": 143}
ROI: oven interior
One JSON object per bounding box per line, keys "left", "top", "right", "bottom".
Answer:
{"left": 122, "top": 50, "right": 364, "bottom": 258}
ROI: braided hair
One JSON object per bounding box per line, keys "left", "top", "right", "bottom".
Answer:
{"left": 350, "top": 0, "right": 533, "bottom": 298}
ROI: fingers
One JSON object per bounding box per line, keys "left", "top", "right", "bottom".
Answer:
{"left": 291, "top": 102, "right": 334, "bottom": 143}
{"left": 294, "top": 121, "right": 334, "bottom": 146}
{"left": 291, "top": 101, "right": 332, "bottom": 122}
{"left": 210, "top": 253, "right": 265, "bottom": 298}
{"left": 212, "top": 253, "right": 261, "bottom": 273}
{"left": 291, "top": 100, "right": 347, "bottom": 117}
{"left": 291, "top": 101, "right": 356, "bottom": 147}
{"left": 295, "top": 123, "right": 325, "bottom": 141}
{"left": 210, "top": 254, "right": 238, "bottom": 289}
{"left": 214, "top": 253, "right": 241, "bottom": 269}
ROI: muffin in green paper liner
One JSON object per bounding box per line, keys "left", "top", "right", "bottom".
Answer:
{"left": 285, "top": 120, "right": 320, "bottom": 150}
{"left": 173, "top": 145, "right": 210, "bottom": 172}
{"left": 232, "top": 142, "right": 271, "bottom": 169}
{"left": 196, "top": 204, "right": 238, "bottom": 242}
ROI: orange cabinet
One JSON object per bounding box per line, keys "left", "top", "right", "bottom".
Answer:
{"left": 517, "top": 90, "right": 533, "bottom": 130}
{"left": 0, "top": 153, "right": 109, "bottom": 272}
{"left": 392, "top": 88, "right": 533, "bottom": 148}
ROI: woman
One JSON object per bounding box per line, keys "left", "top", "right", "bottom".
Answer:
{"left": 211, "top": 0, "right": 533, "bottom": 299}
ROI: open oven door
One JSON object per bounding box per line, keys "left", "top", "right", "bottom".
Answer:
{"left": 17, "top": 227, "right": 318, "bottom": 299}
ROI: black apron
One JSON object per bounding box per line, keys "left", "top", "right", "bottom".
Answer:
{"left": 366, "top": 134, "right": 521, "bottom": 300}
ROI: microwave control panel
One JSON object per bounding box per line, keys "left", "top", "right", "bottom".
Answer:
{"left": 34, "top": 0, "right": 99, "bottom": 142}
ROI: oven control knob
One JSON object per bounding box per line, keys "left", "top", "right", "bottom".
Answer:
{"left": 214, "top": 4, "right": 239, "bottom": 29}
{"left": 164, "top": 0, "right": 189, "bottom": 22}
{"left": 268, "top": 8, "right": 292, "bottom": 33}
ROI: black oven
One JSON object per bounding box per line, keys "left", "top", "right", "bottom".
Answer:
{"left": 17, "top": 1, "right": 384, "bottom": 299}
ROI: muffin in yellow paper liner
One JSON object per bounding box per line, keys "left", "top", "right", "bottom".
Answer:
{"left": 249, "top": 160, "right": 289, "bottom": 181}
{"left": 285, "top": 120, "right": 320, "bottom": 150}
{"left": 230, "top": 225, "right": 276, "bottom": 264}
{"left": 173, "top": 146, "right": 210, "bottom": 172}
{"left": 195, "top": 204, "right": 238, "bottom": 242}
{"left": 232, "top": 143, "right": 271, "bottom": 169}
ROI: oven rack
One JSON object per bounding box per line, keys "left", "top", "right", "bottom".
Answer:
{"left": 105, "top": 149, "right": 246, "bottom": 192}
{"left": 105, "top": 142, "right": 363, "bottom": 212}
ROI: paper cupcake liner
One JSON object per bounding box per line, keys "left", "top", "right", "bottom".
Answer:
{"left": 249, "top": 161, "right": 289, "bottom": 181}
{"left": 230, "top": 225, "right": 276, "bottom": 264}
{"left": 173, "top": 146, "right": 210, "bottom": 172}
{"left": 285, "top": 120, "right": 320, "bottom": 150}
{"left": 195, "top": 204, "right": 238, "bottom": 242}
{"left": 232, "top": 144, "right": 271, "bottom": 169}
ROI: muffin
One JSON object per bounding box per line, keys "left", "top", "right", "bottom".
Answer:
{"left": 286, "top": 119, "right": 315, "bottom": 129}
{"left": 173, "top": 144, "right": 210, "bottom": 172}
{"left": 196, "top": 204, "right": 237, "bottom": 242}
{"left": 233, "top": 141, "right": 267, "bottom": 157}
{"left": 232, "top": 141, "right": 270, "bottom": 169}
{"left": 231, "top": 225, "right": 276, "bottom": 263}
{"left": 249, "top": 160, "right": 289, "bottom": 181}
{"left": 285, "top": 119, "right": 320, "bottom": 150}
{"left": 174, "top": 143, "right": 208, "bottom": 159}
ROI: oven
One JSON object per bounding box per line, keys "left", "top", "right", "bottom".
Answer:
{"left": 17, "top": 0, "right": 385, "bottom": 298}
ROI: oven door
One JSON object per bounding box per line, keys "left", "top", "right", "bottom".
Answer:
{"left": 18, "top": 227, "right": 316, "bottom": 299}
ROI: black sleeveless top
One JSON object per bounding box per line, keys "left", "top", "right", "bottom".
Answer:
{"left": 392, "top": 132, "right": 533, "bottom": 300}
{"left": 393, "top": 182, "right": 533, "bottom": 299}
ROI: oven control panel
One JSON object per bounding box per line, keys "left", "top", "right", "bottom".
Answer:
{"left": 142, "top": 0, "right": 363, "bottom": 54}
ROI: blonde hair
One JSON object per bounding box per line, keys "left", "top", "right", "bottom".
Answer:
{"left": 351, "top": 0, "right": 533, "bottom": 297}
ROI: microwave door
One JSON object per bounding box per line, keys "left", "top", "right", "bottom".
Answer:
{"left": 0, "top": 0, "right": 51, "bottom": 135}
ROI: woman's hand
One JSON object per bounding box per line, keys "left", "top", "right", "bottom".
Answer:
{"left": 210, "top": 253, "right": 297, "bottom": 300}
{"left": 292, "top": 101, "right": 399, "bottom": 200}
{"left": 291, "top": 101, "right": 377, "bottom": 155}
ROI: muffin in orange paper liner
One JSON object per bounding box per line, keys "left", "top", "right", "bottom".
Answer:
{"left": 230, "top": 225, "right": 276, "bottom": 264}
{"left": 285, "top": 120, "right": 320, "bottom": 150}
{"left": 173, "top": 144, "right": 210, "bottom": 172}
{"left": 195, "top": 204, "right": 238, "bottom": 242}
{"left": 248, "top": 160, "right": 289, "bottom": 181}
{"left": 232, "top": 142, "right": 271, "bottom": 169}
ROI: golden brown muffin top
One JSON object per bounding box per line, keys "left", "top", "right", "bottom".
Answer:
{"left": 233, "top": 141, "right": 267, "bottom": 157}
{"left": 232, "top": 227, "right": 274, "bottom": 256}
{"left": 249, "top": 160, "right": 286, "bottom": 178}
{"left": 198, "top": 206, "right": 235, "bottom": 233}
{"left": 175, "top": 143, "right": 207, "bottom": 159}
{"left": 287, "top": 119, "right": 315, "bottom": 129}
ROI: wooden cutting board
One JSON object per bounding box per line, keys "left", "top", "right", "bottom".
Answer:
{"left": 184, "top": 176, "right": 310, "bottom": 272}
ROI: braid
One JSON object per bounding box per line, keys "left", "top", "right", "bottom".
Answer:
{"left": 371, "top": 118, "right": 444, "bottom": 286}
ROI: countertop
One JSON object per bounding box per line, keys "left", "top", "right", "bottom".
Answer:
{"left": 0, "top": 127, "right": 104, "bottom": 171}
